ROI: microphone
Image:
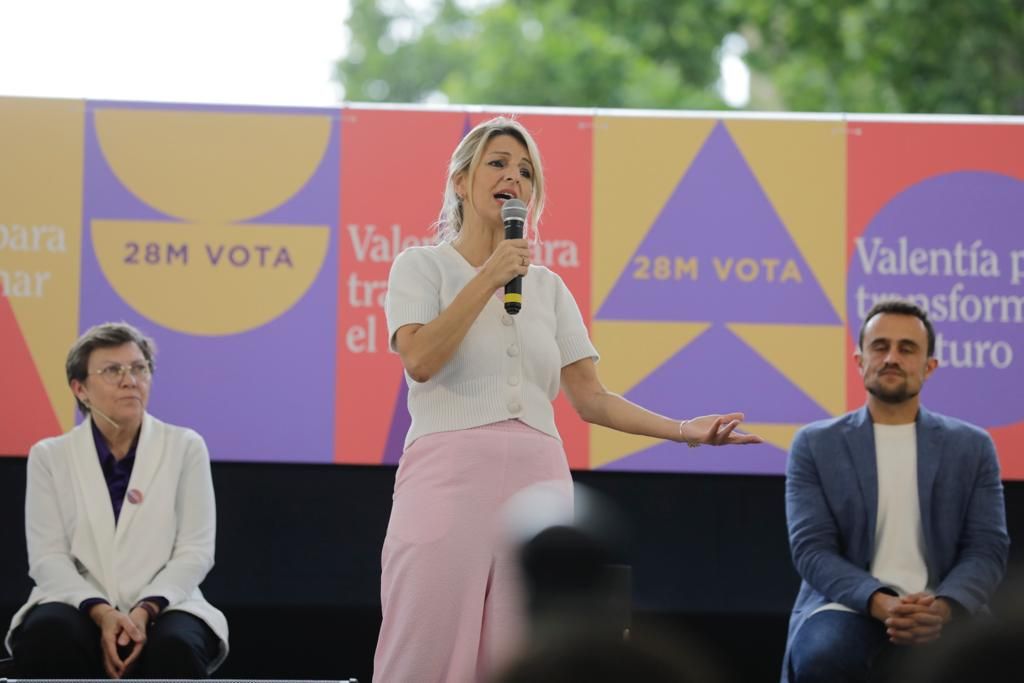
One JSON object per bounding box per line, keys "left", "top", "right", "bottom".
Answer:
{"left": 502, "top": 198, "right": 528, "bottom": 315}
{"left": 86, "top": 401, "right": 122, "bottom": 431}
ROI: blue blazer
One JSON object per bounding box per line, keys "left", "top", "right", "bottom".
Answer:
{"left": 780, "top": 406, "right": 1009, "bottom": 683}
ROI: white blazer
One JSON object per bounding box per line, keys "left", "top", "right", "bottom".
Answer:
{"left": 5, "top": 413, "right": 229, "bottom": 671}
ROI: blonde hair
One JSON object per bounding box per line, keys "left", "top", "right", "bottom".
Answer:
{"left": 436, "top": 116, "right": 546, "bottom": 243}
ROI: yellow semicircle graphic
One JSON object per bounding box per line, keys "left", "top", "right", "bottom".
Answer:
{"left": 92, "top": 221, "right": 329, "bottom": 335}
{"left": 94, "top": 109, "right": 332, "bottom": 223}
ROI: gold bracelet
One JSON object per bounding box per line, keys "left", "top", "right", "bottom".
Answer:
{"left": 678, "top": 419, "right": 700, "bottom": 448}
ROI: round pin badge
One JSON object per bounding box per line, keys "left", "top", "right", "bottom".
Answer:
{"left": 126, "top": 489, "right": 144, "bottom": 505}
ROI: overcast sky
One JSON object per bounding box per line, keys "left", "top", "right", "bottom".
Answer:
{"left": 0, "top": 0, "right": 352, "bottom": 107}
{"left": 0, "top": 0, "right": 749, "bottom": 109}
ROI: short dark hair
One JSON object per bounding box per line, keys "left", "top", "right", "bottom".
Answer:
{"left": 858, "top": 299, "right": 935, "bottom": 357}
{"left": 66, "top": 322, "right": 156, "bottom": 414}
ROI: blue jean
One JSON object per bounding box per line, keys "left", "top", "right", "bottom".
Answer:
{"left": 789, "top": 609, "right": 901, "bottom": 683}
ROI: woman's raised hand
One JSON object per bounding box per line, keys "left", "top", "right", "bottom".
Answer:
{"left": 480, "top": 238, "right": 530, "bottom": 289}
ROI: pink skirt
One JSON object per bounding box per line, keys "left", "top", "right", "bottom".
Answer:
{"left": 373, "top": 419, "right": 573, "bottom": 683}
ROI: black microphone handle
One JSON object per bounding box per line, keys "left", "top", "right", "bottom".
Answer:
{"left": 505, "top": 275, "right": 522, "bottom": 315}
{"left": 504, "top": 216, "right": 524, "bottom": 315}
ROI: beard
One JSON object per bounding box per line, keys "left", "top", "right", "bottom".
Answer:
{"left": 865, "top": 374, "right": 920, "bottom": 404}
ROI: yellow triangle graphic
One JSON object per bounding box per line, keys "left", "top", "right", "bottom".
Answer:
{"left": 728, "top": 324, "right": 847, "bottom": 416}
{"left": 741, "top": 423, "right": 802, "bottom": 452}
{"left": 589, "top": 321, "right": 708, "bottom": 468}
{"left": 724, "top": 120, "right": 847, "bottom": 320}
{"left": 590, "top": 426, "right": 662, "bottom": 469}
{"left": 592, "top": 321, "right": 708, "bottom": 394}
{"left": 592, "top": 117, "right": 717, "bottom": 312}
{"left": 1, "top": 98, "right": 85, "bottom": 431}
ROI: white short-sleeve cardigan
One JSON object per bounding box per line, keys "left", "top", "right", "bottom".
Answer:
{"left": 385, "top": 242, "right": 598, "bottom": 449}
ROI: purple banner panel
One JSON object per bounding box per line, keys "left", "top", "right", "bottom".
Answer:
{"left": 80, "top": 101, "right": 340, "bottom": 463}
{"left": 847, "top": 171, "right": 1024, "bottom": 428}
{"left": 600, "top": 438, "right": 787, "bottom": 475}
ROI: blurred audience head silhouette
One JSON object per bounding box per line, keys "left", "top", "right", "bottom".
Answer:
{"left": 491, "top": 629, "right": 727, "bottom": 683}
{"left": 496, "top": 482, "right": 729, "bottom": 683}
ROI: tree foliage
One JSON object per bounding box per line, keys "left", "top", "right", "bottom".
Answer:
{"left": 337, "top": 0, "right": 1024, "bottom": 114}
{"left": 741, "top": 0, "right": 1024, "bottom": 114}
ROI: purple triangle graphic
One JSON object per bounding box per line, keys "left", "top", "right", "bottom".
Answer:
{"left": 599, "top": 439, "right": 786, "bottom": 475}
{"left": 597, "top": 122, "right": 839, "bottom": 324}
{"left": 624, "top": 325, "right": 829, "bottom": 424}
{"left": 462, "top": 114, "right": 473, "bottom": 138}
{"left": 382, "top": 377, "right": 411, "bottom": 465}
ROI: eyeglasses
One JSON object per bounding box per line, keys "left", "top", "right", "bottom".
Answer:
{"left": 89, "top": 362, "right": 153, "bottom": 385}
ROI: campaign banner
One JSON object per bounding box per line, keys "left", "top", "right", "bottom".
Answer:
{"left": 1, "top": 98, "right": 1021, "bottom": 480}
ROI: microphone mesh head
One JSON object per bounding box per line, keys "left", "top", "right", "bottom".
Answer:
{"left": 501, "top": 198, "right": 528, "bottom": 222}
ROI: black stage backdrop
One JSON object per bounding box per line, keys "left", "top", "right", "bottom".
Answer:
{"left": 1, "top": 457, "right": 1021, "bottom": 682}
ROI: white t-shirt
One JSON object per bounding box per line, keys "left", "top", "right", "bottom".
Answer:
{"left": 812, "top": 422, "right": 929, "bottom": 616}
{"left": 385, "top": 242, "right": 598, "bottom": 449}
{"left": 871, "top": 422, "right": 929, "bottom": 595}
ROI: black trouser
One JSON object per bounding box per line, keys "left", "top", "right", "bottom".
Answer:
{"left": 10, "top": 602, "right": 220, "bottom": 678}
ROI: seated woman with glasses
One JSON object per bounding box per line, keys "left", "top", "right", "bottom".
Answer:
{"left": 4, "top": 322, "right": 228, "bottom": 679}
